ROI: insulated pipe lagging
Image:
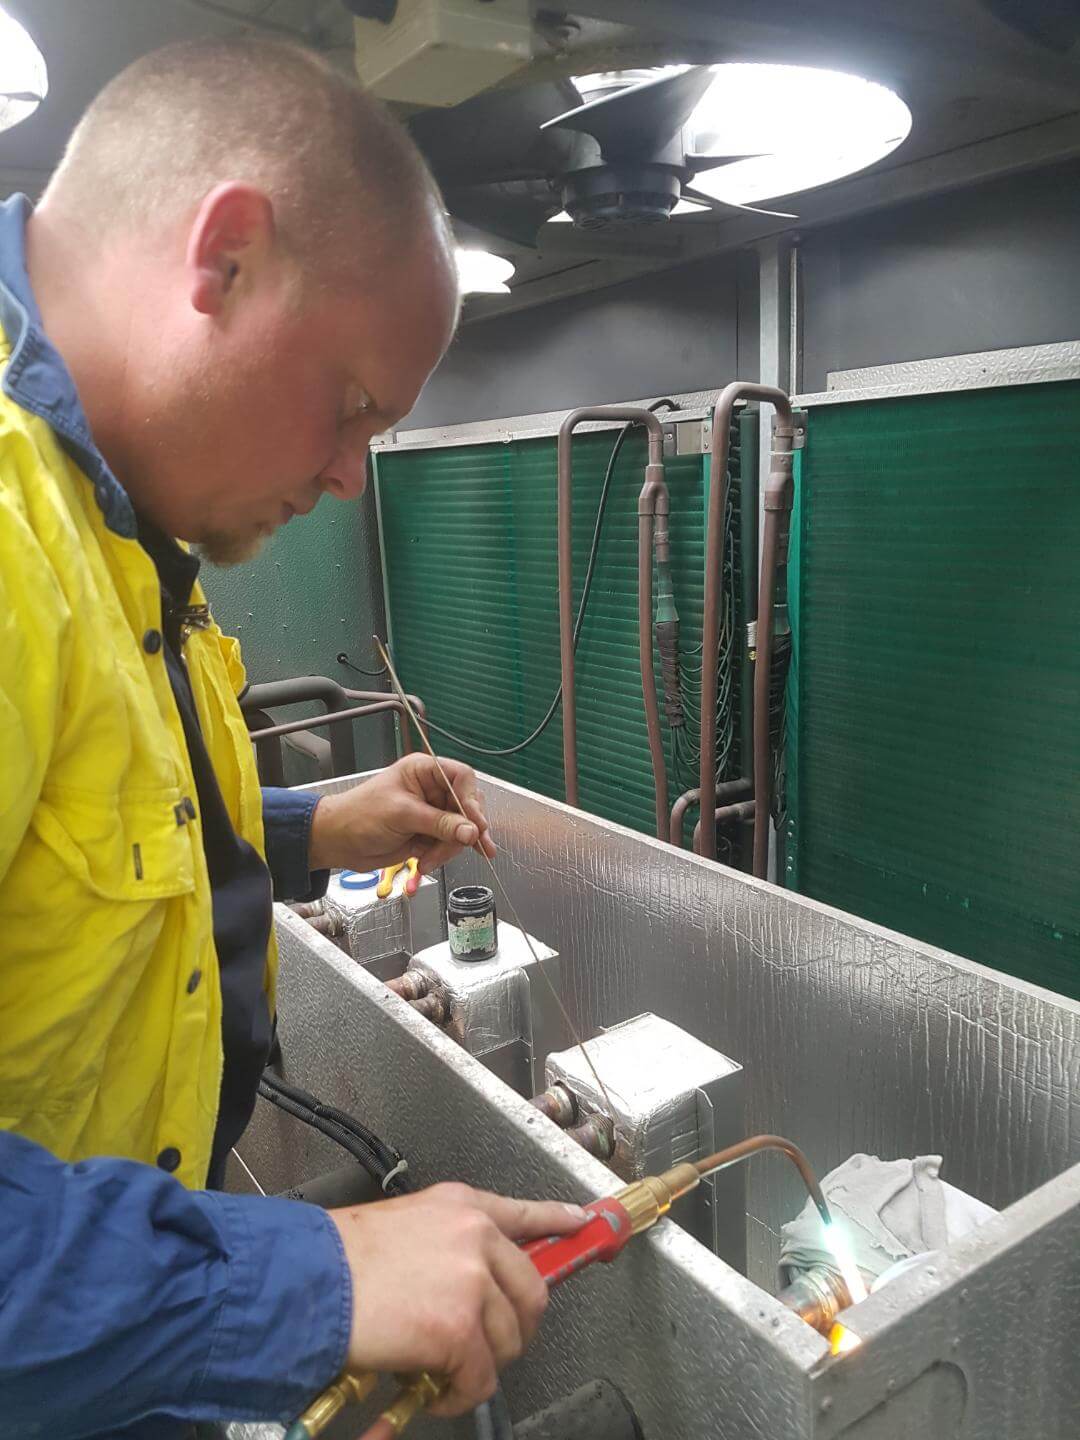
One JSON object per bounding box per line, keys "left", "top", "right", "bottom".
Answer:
{"left": 752, "top": 441, "right": 795, "bottom": 878}
{"left": 557, "top": 408, "right": 667, "bottom": 819}
{"left": 699, "top": 384, "right": 794, "bottom": 866}
{"left": 638, "top": 464, "right": 670, "bottom": 839}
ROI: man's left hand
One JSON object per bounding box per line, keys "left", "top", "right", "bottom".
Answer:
{"left": 307, "top": 754, "right": 495, "bottom": 878}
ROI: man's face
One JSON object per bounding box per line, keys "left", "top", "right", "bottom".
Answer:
{"left": 138, "top": 227, "right": 457, "bottom": 562}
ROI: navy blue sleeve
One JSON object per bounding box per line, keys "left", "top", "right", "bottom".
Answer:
{"left": 261, "top": 786, "right": 330, "bottom": 903}
{"left": 0, "top": 1129, "right": 352, "bottom": 1436}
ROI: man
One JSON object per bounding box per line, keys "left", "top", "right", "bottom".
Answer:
{"left": 0, "top": 37, "right": 584, "bottom": 1438}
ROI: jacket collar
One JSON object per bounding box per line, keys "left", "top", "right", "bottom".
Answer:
{"left": 0, "top": 194, "right": 137, "bottom": 538}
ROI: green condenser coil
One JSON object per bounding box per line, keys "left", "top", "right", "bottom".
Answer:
{"left": 374, "top": 416, "right": 756, "bottom": 849}
{"left": 785, "top": 381, "right": 1080, "bottom": 999}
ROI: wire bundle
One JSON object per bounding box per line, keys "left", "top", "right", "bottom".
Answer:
{"left": 258, "top": 1069, "right": 412, "bottom": 1196}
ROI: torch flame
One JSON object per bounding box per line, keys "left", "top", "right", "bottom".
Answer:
{"left": 830, "top": 1322, "right": 862, "bottom": 1355}
{"left": 822, "top": 1220, "right": 869, "bottom": 1304}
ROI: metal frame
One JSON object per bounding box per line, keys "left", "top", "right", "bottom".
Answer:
{"left": 370, "top": 389, "right": 721, "bottom": 452}
{"left": 795, "top": 338, "right": 1080, "bottom": 408}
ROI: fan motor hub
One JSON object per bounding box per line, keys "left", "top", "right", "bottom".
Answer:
{"left": 561, "top": 165, "right": 684, "bottom": 227}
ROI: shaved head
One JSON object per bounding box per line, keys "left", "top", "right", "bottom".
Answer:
{"left": 43, "top": 36, "right": 451, "bottom": 281}
{"left": 28, "top": 37, "right": 459, "bottom": 561}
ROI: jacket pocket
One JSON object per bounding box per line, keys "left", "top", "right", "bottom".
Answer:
{"left": 32, "top": 786, "right": 197, "bottom": 900}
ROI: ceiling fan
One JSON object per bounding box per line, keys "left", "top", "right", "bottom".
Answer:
{"left": 411, "top": 65, "right": 796, "bottom": 262}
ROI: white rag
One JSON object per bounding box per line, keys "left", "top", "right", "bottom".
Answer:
{"left": 779, "top": 1153, "right": 995, "bottom": 1285}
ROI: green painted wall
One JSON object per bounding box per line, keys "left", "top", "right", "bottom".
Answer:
{"left": 786, "top": 381, "right": 1080, "bottom": 999}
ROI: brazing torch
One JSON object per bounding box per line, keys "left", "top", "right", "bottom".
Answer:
{"left": 285, "top": 1134, "right": 832, "bottom": 1440}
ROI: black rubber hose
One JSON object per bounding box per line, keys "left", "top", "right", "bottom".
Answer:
{"left": 258, "top": 1071, "right": 410, "bottom": 1196}
{"left": 475, "top": 1387, "right": 515, "bottom": 1440}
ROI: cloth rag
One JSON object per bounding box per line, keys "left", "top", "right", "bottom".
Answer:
{"left": 779, "top": 1153, "right": 995, "bottom": 1285}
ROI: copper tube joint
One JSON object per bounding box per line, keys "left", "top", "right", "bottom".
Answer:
{"left": 408, "top": 992, "right": 450, "bottom": 1026}
{"left": 386, "top": 971, "right": 431, "bottom": 1002}
{"left": 565, "top": 1112, "right": 616, "bottom": 1160}
{"left": 531, "top": 1084, "right": 578, "bottom": 1128}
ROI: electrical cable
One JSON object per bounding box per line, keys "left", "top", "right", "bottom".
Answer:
{"left": 412, "top": 400, "right": 680, "bottom": 759}
{"left": 338, "top": 649, "right": 388, "bottom": 679}
{"left": 258, "top": 1070, "right": 412, "bottom": 1196}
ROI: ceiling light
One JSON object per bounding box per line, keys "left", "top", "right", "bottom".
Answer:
{"left": 0, "top": 6, "right": 47, "bottom": 137}
{"left": 572, "top": 63, "right": 911, "bottom": 208}
{"left": 455, "top": 248, "right": 515, "bottom": 295}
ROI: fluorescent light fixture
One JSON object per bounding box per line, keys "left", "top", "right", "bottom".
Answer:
{"left": 572, "top": 62, "right": 911, "bottom": 208}
{"left": 0, "top": 6, "right": 47, "bottom": 137}
{"left": 455, "top": 247, "right": 515, "bottom": 295}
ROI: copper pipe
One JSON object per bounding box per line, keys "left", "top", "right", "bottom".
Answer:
{"left": 409, "top": 992, "right": 450, "bottom": 1026}
{"left": 531, "top": 1084, "right": 577, "bottom": 1128}
{"left": 386, "top": 971, "right": 431, "bottom": 1002}
{"left": 669, "top": 778, "right": 752, "bottom": 848}
{"left": 700, "top": 384, "right": 794, "bottom": 866}
{"left": 557, "top": 408, "right": 666, "bottom": 813}
{"left": 247, "top": 698, "right": 406, "bottom": 743}
{"left": 565, "top": 1113, "right": 616, "bottom": 1161}
{"left": 342, "top": 687, "right": 426, "bottom": 756}
{"left": 691, "top": 799, "right": 756, "bottom": 856}
{"left": 696, "top": 1133, "right": 831, "bottom": 1228}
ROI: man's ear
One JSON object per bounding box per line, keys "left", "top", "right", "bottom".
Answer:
{"left": 186, "top": 182, "right": 276, "bottom": 316}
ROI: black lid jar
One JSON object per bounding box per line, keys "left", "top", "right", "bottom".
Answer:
{"left": 447, "top": 884, "right": 498, "bottom": 961}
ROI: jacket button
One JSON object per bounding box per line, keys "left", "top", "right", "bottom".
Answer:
{"left": 156, "top": 1146, "right": 182, "bottom": 1173}
{"left": 143, "top": 628, "right": 163, "bottom": 654}
{"left": 186, "top": 969, "right": 202, "bottom": 994}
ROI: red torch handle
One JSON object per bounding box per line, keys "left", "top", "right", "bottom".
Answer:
{"left": 523, "top": 1196, "right": 634, "bottom": 1287}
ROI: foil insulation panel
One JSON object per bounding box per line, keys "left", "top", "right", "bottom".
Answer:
{"left": 236, "top": 773, "right": 1080, "bottom": 1439}
{"left": 322, "top": 869, "right": 443, "bottom": 979}
{"left": 410, "top": 923, "right": 564, "bottom": 1095}
{"left": 546, "top": 1013, "right": 746, "bottom": 1270}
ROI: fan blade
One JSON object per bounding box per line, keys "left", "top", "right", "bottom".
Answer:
{"left": 412, "top": 82, "right": 576, "bottom": 191}
{"left": 541, "top": 66, "right": 716, "bottom": 157}
{"left": 682, "top": 184, "right": 798, "bottom": 220}
{"left": 685, "top": 152, "right": 766, "bottom": 176}
{"left": 0, "top": 91, "right": 43, "bottom": 103}
{"left": 446, "top": 184, "right": 557, "bottom": 249}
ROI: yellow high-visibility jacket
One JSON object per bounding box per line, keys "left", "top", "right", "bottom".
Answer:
{"left": 0, "top": 309, "right": 277, "bottom": 1191}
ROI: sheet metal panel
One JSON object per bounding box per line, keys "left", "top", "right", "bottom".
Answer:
{"left": 247, "top": 908, "right": 824, "bottom": 1440}
{"left": 427, "top": 775, "right": 1080, "bottom": 1281}
{"left": 244, "top": 773, "right": 1080, "bottom": 1438}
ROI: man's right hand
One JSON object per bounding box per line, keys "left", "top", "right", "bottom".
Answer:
{"left": 329, "top": 1184, "right": 587, "bottom": 1416}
